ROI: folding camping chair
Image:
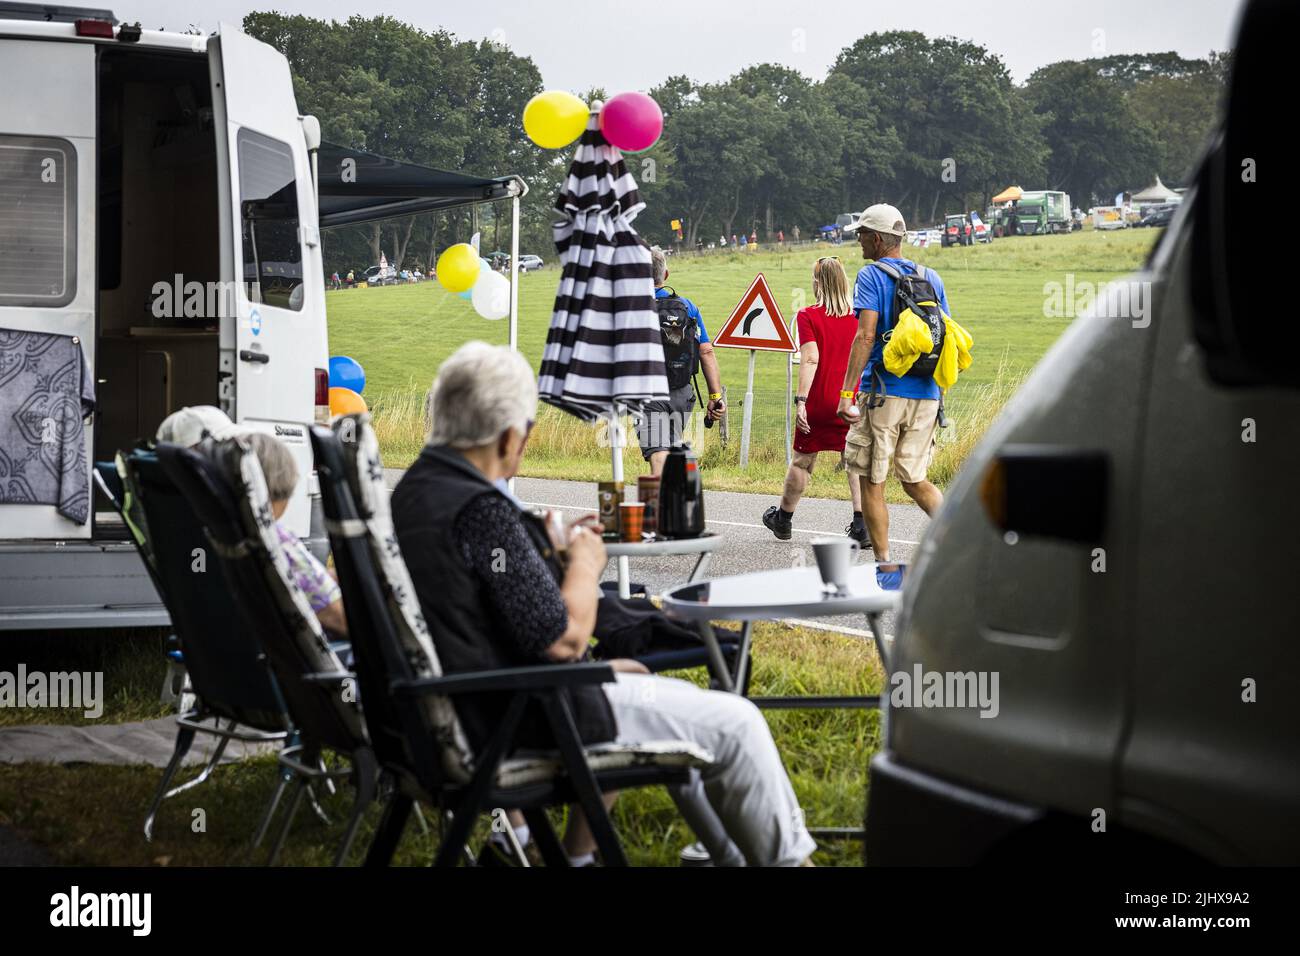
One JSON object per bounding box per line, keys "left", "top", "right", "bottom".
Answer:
{"left": 311, "top": 415, "right": 714, "bottom": 866}
{"left": 118, "top": 448, "right": 295, "bottom": 843}
{"left": 157, "top": 438, "right": 381, "bottom": 866}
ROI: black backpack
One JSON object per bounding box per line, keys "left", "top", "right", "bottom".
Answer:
{"left": 872, "top": 260, "right": 946, "bottom": 379}
{"left": 654, "top": 287, "right": 700, "bottom": 390}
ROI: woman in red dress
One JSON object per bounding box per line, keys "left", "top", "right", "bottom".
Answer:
{"left": 763, "top": 257, "right": 866, "bottom": 542}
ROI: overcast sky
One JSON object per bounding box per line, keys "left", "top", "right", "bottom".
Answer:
{"left": 112, "top": 0, "right": 1244, "bottom": 90}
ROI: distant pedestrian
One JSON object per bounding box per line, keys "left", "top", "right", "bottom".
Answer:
{"left": 330, "top": 271, "right": 340, "bottom": 290}
{"left": 345, "top": 269, "right": 355, "bottom": 288}
{"left": 763, "top": 257, "right": 862, "bottom": 541}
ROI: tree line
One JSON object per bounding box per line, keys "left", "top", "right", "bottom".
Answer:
{"left": 242, "top": 13, "right": 1229, "bottom": 273}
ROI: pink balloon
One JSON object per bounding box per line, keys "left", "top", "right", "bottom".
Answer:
{"left": 599, "top": 92, "right": 663, "bottom": 152}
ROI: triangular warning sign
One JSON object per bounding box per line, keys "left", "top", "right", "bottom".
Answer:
{"left": 714, "top": 274, "right": 794, "bottom": 352}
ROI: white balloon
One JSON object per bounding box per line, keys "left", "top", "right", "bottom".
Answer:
{"left": 472, "top": 270, "right": 511, "bottom": 321}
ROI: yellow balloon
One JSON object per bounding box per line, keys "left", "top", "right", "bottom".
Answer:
{"left": 436, "top": 243, "right": 481, "bottom": 293}
{"left": 329, "top": 387, "right": 367, "bottom": 417}
{"left": 523, "top": 90, "right": 588, "bottom": 149}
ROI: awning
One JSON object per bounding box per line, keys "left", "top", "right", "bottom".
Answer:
{"left": 991, "top": 185, "right": 1023, "bottom": 204}
{"left": 315, "top": 142, "right": 523, "bottom": 228}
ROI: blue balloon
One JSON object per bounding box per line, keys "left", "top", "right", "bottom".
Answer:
{"left": 329, "top": 355, "right": 366, "bottom": 394}
{"left": 457, "top": 259, "right": 491, "bottom": 301}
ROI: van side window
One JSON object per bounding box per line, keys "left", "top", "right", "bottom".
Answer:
{"left": 237, "top": 129, "right": 303, "bottom": 312}
{"left": 0, "top": 136, "right": 77, "bottom": 307}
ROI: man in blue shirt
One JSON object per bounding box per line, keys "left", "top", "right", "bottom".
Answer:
{"left": 635, "top": 248, "right": 726, "bottom": 476}
{"left": 836, "top": 204, "right": 946, "bottom": 557}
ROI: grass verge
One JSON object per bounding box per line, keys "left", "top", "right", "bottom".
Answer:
{"left": 0, "top": 622, "right": 879, "bottom": 866}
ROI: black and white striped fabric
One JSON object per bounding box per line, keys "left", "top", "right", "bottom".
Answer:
{"left": 537, "top": 112, "right": 668, "bottom": 421}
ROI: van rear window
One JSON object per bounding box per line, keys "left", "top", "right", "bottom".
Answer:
{"left": 238, "top": 129, "right": 303, "bottom": 312}
{"left": 0, "top": 136, "right": 76, "bottom": 307}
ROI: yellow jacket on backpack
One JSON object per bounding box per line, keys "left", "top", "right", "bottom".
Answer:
{"left": 935, "top": 315, "right": 973, "bottom": 389}
{"left": 882, "top": 309, "right": 974, "bottom": 389}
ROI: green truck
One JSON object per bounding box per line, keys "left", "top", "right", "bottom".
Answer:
{"left": 988, "top": 190, "right": 1072, "bottom": 236}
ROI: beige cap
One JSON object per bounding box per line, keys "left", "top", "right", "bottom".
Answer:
{"left": 843, "top": 203, "right": 907, "bottom": 236}
{"left": 156, "top": 405, "right": 242, "bottom": 448}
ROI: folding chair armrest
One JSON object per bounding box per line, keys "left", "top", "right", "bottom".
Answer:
{"left": 301, "top": 670, "right": 355, "bottom": 686}
{"left": 391, "top": 661, "right": 616, "bottom": 698}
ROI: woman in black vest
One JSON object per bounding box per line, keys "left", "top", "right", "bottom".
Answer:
{"left": 393, "top": 343, "right": 816, "bottom": 867}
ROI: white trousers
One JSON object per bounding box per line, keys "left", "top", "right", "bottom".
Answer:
{"left": 603, "top": 672, "right": 817, "bottom": 866}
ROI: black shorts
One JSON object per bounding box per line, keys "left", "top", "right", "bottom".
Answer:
{"left": 634, "top": 384, "right": 695, "bottom": 460}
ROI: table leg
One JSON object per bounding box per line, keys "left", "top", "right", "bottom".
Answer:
{"left": 697, "top": 622, "right": 734, "bottom": 693}
{"left": 617, "top": 555, "right": 631, "bottom": 599}
{"left": 865, "top": 611, "right": 890, "bottom": 672}
{"left": 688, "top": 550, "right": 713, "bottom": 583}
{"left": 731, "top": 621, "right": 754, "bottom": 695}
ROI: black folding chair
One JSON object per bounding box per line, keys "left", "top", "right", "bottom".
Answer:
{"left": 119, "top": 448, "right": 294, "bottom": 843}
{"left": 157, "top": 438, "right": 379, "bottom": 865}
{"left": 311, "top": 415, "right": 713, "bottom": 867}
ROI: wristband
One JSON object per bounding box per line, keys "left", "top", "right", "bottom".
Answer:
{"left": 840, "top": 390, "right": 856, "bottom": 399}
{"left": 708, "top": 392, "right": 723, "bottom": 401}
{"left": 795, "top": 396, "right": 807, "bottom": 403}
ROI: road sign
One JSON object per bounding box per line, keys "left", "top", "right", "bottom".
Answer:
{"left": 714, "top": 274, "right": 795, "bottom": 468}
{"left": 714, "top": 273, "right": 794, "bottom": 352}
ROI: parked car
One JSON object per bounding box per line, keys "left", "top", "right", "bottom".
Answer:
{"left": 865, "top": 0, "right": 1297, "bottom": 866}
{"left": 362, "top": 264, "right": 396, "bottom": 286}
{"left": 517, "top": 254, "right": 544, "bottom": 272}
{"left": 1135, "top": 203, "right": 1177, "bottom": 228}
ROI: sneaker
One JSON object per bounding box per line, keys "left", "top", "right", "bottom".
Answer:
{"left": 763, "top": 505, "right": 793, "bottom": 541}
{"left": 845, "top": 521, "right": 870, "bottom": 547}
{"left": 679, "top": 841, "right": 714, "bottom": 867}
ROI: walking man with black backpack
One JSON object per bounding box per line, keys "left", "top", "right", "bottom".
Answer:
{"left": 635, "top": 247, "right": 726, "bottom": 476}
{"left": 837, "top": 204, "right": 948, "bottom": 559}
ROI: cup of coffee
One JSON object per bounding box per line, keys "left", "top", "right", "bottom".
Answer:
{"left": 619, "top": 502, "right": 645, "bottom": 542}
{"left": 811, "top": 537, "right": 860, "bottom": 594}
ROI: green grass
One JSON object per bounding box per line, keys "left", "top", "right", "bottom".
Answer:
{"left": 0, "top": 629, "right": 172, "bottom": 728}
{"left": 0, "top": 622, "right": 879, "bottom": 866}
{"left": 328, "top": 228, "right": 1156, "bottom": 500}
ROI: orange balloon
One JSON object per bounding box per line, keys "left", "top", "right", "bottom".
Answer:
{"left": 329, "top": 386, "right": 367, "bottom": 416}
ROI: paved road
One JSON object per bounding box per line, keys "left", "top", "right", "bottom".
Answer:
{"left": 385, "top": 470, "right": 930, "bottom": 641}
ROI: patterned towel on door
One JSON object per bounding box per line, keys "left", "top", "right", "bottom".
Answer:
{"left": 0, "top": 328, "right": 95, "bottom": 524}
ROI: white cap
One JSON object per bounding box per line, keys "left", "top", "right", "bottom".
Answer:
{"left": 843, "top": 203, "right": 907, "bottom": 236}
{"left": 156, "top": 405, "right": 242, "bottom": 447}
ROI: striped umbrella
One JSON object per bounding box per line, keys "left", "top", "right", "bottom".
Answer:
{"left": 537, "top": 108, "right": 668, "bottom": 422}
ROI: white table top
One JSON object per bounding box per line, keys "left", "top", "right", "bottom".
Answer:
{"left": 603, "top": 531, "right": 724, "bottom": 558}
{"left": 660, "top": 563, "right": 905, "bottom": 622}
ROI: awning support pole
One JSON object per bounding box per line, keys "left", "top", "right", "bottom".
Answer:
{"left": 509, "top": 194, "right": 521, "bottom": 352}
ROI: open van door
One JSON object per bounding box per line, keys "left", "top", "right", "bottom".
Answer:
{"left": 0, "top": 38, "right": 96, "bottom": 541}
{"left": 208, "top": 24, "right": 324, "bottom": 533}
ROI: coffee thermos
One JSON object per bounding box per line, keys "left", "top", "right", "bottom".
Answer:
{"left": 657, "top": 443, "right": 705, "bottom": 538}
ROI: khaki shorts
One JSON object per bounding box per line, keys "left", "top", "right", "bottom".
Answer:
{"left": 844, "top": 396, "right": 939, "bottom": 484}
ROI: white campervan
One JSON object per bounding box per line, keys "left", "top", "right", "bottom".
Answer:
{"left": 0, "top": 9, "right": 329, "bottom": 628}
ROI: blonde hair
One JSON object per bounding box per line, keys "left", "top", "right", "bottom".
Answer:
{"left": 813, "top": 258, "right": 852, "bottom": 317}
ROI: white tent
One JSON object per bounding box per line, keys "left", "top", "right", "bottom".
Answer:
{"left": 1133, "top": 176, "right": 1181, "bottom": 203}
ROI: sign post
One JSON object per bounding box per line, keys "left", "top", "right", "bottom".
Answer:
{"left": 714, "top": 273, "right": 795, "bottom": 469}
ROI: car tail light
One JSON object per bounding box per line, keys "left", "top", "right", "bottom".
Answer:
{"left": 314, "top": 368, "right": 330, "bottom": 424}
{"left": 75, "top": 19, "right": 115, "bottom": 38}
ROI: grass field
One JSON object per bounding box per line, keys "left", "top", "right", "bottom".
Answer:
{"left": 327, "top": 228, "right": 1157, "bottom": 498}
{"left": 0, "top": 622, "right": 879, "bottom": 867}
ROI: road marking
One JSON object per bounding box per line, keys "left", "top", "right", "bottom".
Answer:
{"left": 521, "top": 499, "right": 921, "bottom": 547}
{"left": 780, "top": 617, "right": 893, "bottom": 642}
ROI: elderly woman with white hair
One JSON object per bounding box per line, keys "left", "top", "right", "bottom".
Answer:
{"left": 391, "top": 341, "right": 816, "bottom": 867}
